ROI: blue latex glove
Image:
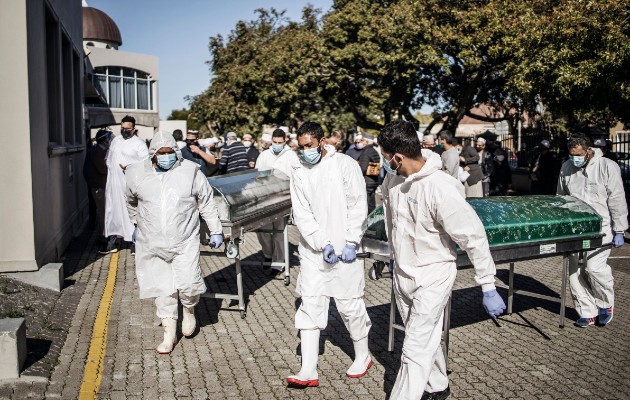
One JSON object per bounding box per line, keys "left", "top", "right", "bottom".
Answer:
{"left": 132, "top": 226, "right": 137, "bottom": 243}
{"left": 613, "top": 233, "right": 625, "bottom": 248}
{"left": 341, "top": 244, "right": 357, "bottom": 263}
{"left": 323, "top": 244, "right": 338, "bottom": 264}
{"left": 389, "top": 259, "right": 394, "bottom": 273}
{"left": 209, "top": 234, "right": 224, "bottom": 249}
{"left": 482, "top": 289, "right": 506, "bottom": 319}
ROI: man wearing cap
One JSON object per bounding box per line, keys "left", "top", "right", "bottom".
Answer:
{"left": 242, "top": 134, "right": 260, "bottom": 168}
{"left": 423, "top": 134, "right": 444, "bottom": 155}
{"left": 102, "top": 115, "right": 149, "bottom": 254}
{"left": 476, "top": 137, "right": 494, "bottom": 197}
{"left": 530, "top": 139, "right": 557, "bottom": 195}
{"left": 345, "top": 134, "right": 364, "bottom": 160}
{"left": 180, "top": 131, "right": 217, "bottom": 177}
{"left": 218, "top": 132, "right": 249, "bottom": 174}
{"left": 288, "top": 133, "right": 299, "bottom": 150}
{"left": 260, "top": 133, "right": 273, "bottom": 151}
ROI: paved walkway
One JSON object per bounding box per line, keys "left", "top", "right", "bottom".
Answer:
{"left": 2, "top": 227, "right": 630, "bottom": 399}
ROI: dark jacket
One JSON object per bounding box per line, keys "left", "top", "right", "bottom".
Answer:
{"left": 491, "top": 159, "right": 512, "bottom": 195}
{"left": 357, "top": 145, "right": 381, "bottom": 189}
{"left": 181, "top": 144, "right": 216, "bottom": 177}
{"left": 85, "top": 144, "right": 108, "bottom": 189}
{"left": 480, "top": 150, "right": 494, "bottom": 180}
{"left": 246, "top": 146, "right": 260, "bottom": 167}
{"left": 460, "top": 145, "right": 483, "bottom": 185}
{"left": 345, "top": 145, "right": 362, "bottom": 161}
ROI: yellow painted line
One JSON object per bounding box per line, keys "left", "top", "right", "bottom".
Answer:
{"left": 78, "top": 251, "right": 119, "bottom": 400}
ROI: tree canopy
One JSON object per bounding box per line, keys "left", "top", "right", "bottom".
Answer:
{"left": 189, "top": 0, "right": 630, "bottom": 135}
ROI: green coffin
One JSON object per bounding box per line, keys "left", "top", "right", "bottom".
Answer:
{"left": 363, "top": 195, "right": 602, "bottom": 247}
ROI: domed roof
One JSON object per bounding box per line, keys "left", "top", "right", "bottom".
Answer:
{"left": 83, "top": 7, "right": 122, "bottom": 46}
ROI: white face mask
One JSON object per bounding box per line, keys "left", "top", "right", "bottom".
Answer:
{"left": 495, "top": 155, "right": 505, "bottom": 162}
{"left": 242, "top": 141, "right": 252, "bottom": 148}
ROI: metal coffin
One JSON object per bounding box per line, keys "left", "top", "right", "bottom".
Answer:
{"left": 207, "top": 169, "right": 292, "bottom": 238}
{"left": 362, "top": 195, "right": 603, "bottom": 266}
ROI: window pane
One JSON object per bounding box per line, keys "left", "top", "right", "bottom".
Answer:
{"left": 109, "top": 76, "right": 121, "bottom": 108}
{"left": 123, "top": 78, "right": 135, "bottom": 109}
{"left": 136, "top": 71, "right": 149, "bottom": 79}
{"left": 149, "top": 81, "right": 154, "bottom": 110}
{"left": 95, "top": 75, "right": 107, "bottom": 99}
{"left": 137, "top": 80, "right": 148, "bottom": 109}
{"left": 108, "top": 66, "right": 121, "bottom": 76}
{"left": 123, "top": 67, "right": 135, "bottom": 77}
{"left": 94, "top": 66, "right": 107, "bottom": 74}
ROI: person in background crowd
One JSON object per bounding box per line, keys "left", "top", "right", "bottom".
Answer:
{"left": 357, "top": 132, "right": 381, "bottom": 214}
{"left": 530, "top": 140, "right": 557, "bottom": 195}
{"left": 378, "top": 120, "right": 504, "bottom": 400}
{"left": 260, "top": 133, "right": 273, "bottom": 151}
{"left": 490, "top": 148, "right": 512, "bottom": 196}
{"left": 345, "top": 134, "right": 363, "bottom": 160}
{"left": 438, "top": 130, "right": 460, "bottom": 180}
{"left": 459, "top": 141, "right": 484, "bottom": 198}
{"left": 101, "top": 115, "right": 149, "bottom": 255}
{"left": 423, "top": 134, "right": 444, "bottom": 155}
{"left": 85, "top": 128, "right": 112, "bottom": 245}
{"left": 180, "top": 131, "right": 217, "bottom": 177}
{"left": 218, "top": 132, "right": 249, "bottom": 174}
{"left": 476, "top": 137, "right": 494, "bottom": 197}
{"left": 593, "top": 138, "right": 619, "bottom": 162}
{"left": 242, "top": 133, "right": 260, "bottom": 168}
{"left": 557, "top": 133, "right": 627, "bottom": 327}
{"left": 287, "top": 121, "right": 372, "bottom": 389}
{"left": 288, "top": 133, "right": 299, "bottom": 150}
{"left": 173, "top": 129, "right": 186, "bottom": 150}
{"left": 255, "top": 129, "right": 299, "bottom": 275}
{"left": 126, "top": 131, "right": 223, "bottom": 354}
{"left": 326, "top": 130, "right": 344, "bottom": 152}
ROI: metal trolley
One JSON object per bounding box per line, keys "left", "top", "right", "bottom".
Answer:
{"left": 360, "top": 195, "right": 604, "bottom": 360}
{"left": 200, "top": 169, "right": 292, "bottom": 319}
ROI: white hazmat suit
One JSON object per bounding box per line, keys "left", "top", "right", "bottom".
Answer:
{"left": 255, "top": 146, "right": 300, "bottom": 270}
{"left": 105, "top": 134, "right": 149, "bottom": 241}
{"left": 125, "top": 132, "right": 222, "bottom": 352}
{"left": 557, "top": 147, "right": 628, "bottom": 319}
{"left": 383, "top": 150, "right": 497, "bottom": 400}
{"left": 288, "top": 145, "right": 372, "bottom": 385}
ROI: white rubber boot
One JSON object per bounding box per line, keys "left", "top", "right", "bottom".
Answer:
{"left": 181, "top": 306, "right": 196, "bottom": 337}
{"left": 156, "top": 318, "right": 177, "bottom": 354}
{"left": 346, "top": 337, "right": 372, "bottom": 378}
{"left": 286, "top": 329, "right": 320, "bottom": 387}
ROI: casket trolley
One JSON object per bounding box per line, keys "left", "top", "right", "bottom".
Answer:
{"left": 201, "top": 169, "right": 292, "bottom": 318}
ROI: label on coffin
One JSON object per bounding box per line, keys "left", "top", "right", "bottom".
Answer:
{"left": 539, "top": 243, "right": 557, "bottom": 255}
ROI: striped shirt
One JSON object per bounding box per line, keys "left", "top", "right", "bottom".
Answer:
{"left": 219, "top": 142, "right": 250, "bottom": 174}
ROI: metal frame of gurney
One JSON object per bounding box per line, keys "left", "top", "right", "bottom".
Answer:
{"left": 200, "top": 169, "right": 292, "bottom": 319}
{"left": 358, "top": 195, "right": 605, "bottom": 360}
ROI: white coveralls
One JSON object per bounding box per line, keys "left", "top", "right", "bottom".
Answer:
{"left": 556, "top": 148, "right": 628, "bottom": 318}
{"left": 255, "top": 146, "right": 299, "bottom": 269}
{"left": 291, "top": 145, "right": 371, "bottom": 341}
{"left": 125, "top": 132, "right": 222, "bottom": 319}
{"left": 105, "top": 135, "right": 149, "bottom": 241}
{"left": 383, "top": 150, "right": 497, "bottom": 400}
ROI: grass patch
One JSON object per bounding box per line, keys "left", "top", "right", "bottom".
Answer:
{"left": 5, "top": 309, "right": 25, "bottom": 318}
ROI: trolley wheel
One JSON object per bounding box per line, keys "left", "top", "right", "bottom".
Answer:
{"left": 284, "top": 276, "right": 290, "bottom": 286}
{"left": 240, "top": 310, "right": 246, "bottom": 319}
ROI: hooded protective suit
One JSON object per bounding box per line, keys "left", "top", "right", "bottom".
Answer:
{"left": 105, "top": 134, "right": 149, "bottom": 241}
{"left": 254, "top": 145, "right": 298, "bottom": 267}
{"left": 125, "top": 132, "right": 222, "bottom": 301}
{"left": 291, "top": 145, "right": 371, "bottom": 338}
{"left": 383, "top": 150, "right": 497, "bottom": 399}
{"left": 557, "top": 147, "right": 628, "bottom": 318}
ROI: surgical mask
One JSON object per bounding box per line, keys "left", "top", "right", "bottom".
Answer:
{"left": 217, "top": 142, "right": 223, "bottom": 148}
{"left": 271, "top": 143, "right": 285, "bottom": 154}
{"left": 156, "top": 153, "right": 177, "bottom": 170}
{"left": 300, "top": 147, "right": 321, "bottom": 165}
{"left": 570, "top": 155, "right": 586, "bottom": 168}
{"left": 355, "top": 142, "right": 365, "bottom": 150}
{"left": 383, "top": 155, "right": 398, "bottom": 175}
{"left": 121, "top": 129, "right": 134, "bottom": 139}
{"left": 242, "top": 141, "right": 252, "bottom": 148}
{"left": 495, "top": 155, "right": 505, "bottom": 162}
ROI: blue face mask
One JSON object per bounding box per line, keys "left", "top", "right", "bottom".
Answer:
{"left": 383, "top": 155, "right": 398, "bottom": 175}
{"left": 156, "top": 153, "right": 177, "bottom": 170}
{"left": 570, "top": 155, "right": 586, "bottom": 168}
{"left": 300, "top": 146, "right": 322, "bottom": 165}
{"left": 271, "top": 143, "right": 285, "bottom": 154}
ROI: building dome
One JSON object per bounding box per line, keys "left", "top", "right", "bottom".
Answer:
{"left": 83, "top": 7, "right": 122, "bottom": 47}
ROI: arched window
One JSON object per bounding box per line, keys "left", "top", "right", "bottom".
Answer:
{"left": 92, "top": 66, "right": 154, "bottom": 110}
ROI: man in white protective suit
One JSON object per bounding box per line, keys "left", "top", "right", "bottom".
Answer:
{"left": 101, "top": 115, "right": 149, "bottom": 254}
{"left": 557, "top": 133, "right": 627, "bottom": 328}
{"left": 125, "top": 131, "right": 224, "bottom": 354}
{"left": 378, "top": 121, "right": 505, "bottom": 400}
{"left": 254, "top": 128, "right": 300, "bottom": 275}
{"left": 286, "top": 121, "right": 372, "bottom": 388}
